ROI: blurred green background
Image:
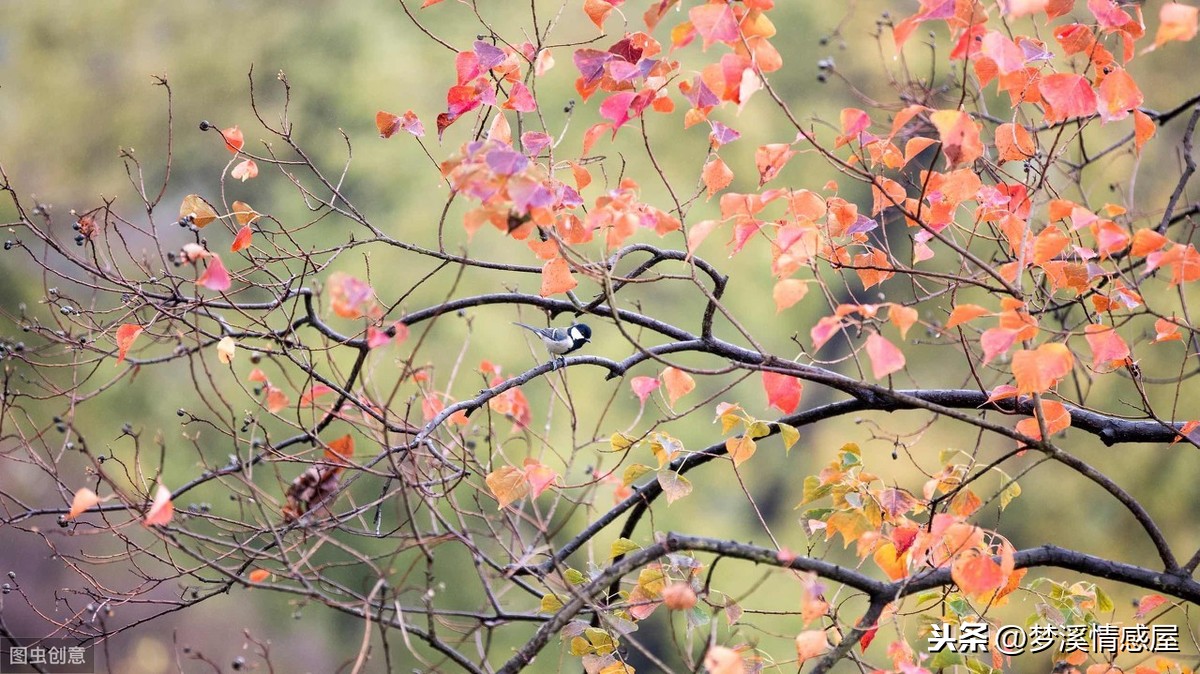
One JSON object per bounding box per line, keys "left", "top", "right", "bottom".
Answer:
{"left": 1, "top": 1, "right": 1198, "bottom": 672}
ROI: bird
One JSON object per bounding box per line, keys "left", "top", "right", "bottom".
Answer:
{"left": 513, "top": 322, "right": 591, "bottom": 369}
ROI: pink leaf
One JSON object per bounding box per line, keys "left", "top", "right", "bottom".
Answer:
{"left": 865, "top": 332, "right": 906, "bottom": 380}
{"left": 631, "top": 376, "right": 661, "bottom": 405}
{"left": 197, "top": 255, "right": 232, "bottom": 292}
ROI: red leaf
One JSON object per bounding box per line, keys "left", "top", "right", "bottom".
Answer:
{"left": 221, "top": 126, "right": 244, "bottom": 154}
{"left": 300, "top": 384, "right": 335, "bottom": 405}
{"left": 763, "top": 371, "right": 803, "bottom": 414}
{"left": 230, "top": 225, "right": 253, "bottom": 252}
{"left": 115, "top": 324, "right": 143, "bottom": 364}
{"left": 196, "top": 255, "right": 232, "bottom": 292}
{"left": 1040, "top": 73, "right": 1098, "bottom": 122}
{"left": 930, "top": 109, "right": 983, "bottom": 167}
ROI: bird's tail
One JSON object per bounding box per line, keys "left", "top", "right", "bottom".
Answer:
{"left": 512, "top": 322, "right": 541, "bottom": 334}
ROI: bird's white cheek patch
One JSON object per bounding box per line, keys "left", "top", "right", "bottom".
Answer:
{"left": 569, "top": 327, "right": 584, "bottom": 341}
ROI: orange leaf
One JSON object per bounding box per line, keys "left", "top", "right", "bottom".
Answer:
{"left": 1154, "top": 317, "right": 1183, "bottom": 343}
{"left": 889, "top": 304, "right": 918, "bottom": 339}
{"left": 873, "top": 541, "right": 909, "bottom": 580}
{"left": 702, "top": 646, "right": 743, "bottom": 674}
{"left": 1130, "top": 228, "right": 1168, "bottom": 257}
{"left": 325, "top": 434, "right": 354, "bottom": 466}
{"left": 795, "top": 630, "right": 831, "bottom": 664}
{"left": 1097, "top": 67, "right": 1143, "bottom": 123}
{"left": 485, "top": 465, "right": 529, "bottom": 508}
{"left": 265, "top": 384, "right": 290, "bottom": 413}
{"left": 725, "top": 435, "right": 757, "bottom": 467}
{"left": 946, "top": 304, "right": 990, "bottom": 329}
{"left": 179, "top": 194, "right": 218, "bottom": 228}
{"left": 702, "top": 157, "right": 734, "bottom": 198}
{"left": 1133, "top": 109, "right": 1156, "bottom": 153}
{"left": 662, "top": 367, "right": 695, "bottom": 406}
{"left": 762, "top": 371, "right": 803, "bottom": 414}
{"left": 67, "top": 487, "right": 101, "bottom": 520}
{"left": 951, "top": 549, "right": 1006, "bottom": 599}
{"left": 930, "top": 109, "right": 983, "bottom": 167}
{"left": 221, "top": 126, "right": 244, "bottom": 154}
{"left": 865, "top": 332, "right": 905, "bottom": 380}
{"left": 1033, "top": 225, "right": 1070, "bottom": 264}
{"left": 1015, "top": 399, "right": 1072, "bottom": 440}
{"left": 1154, "top": 3, "right": 1199, "bottom": 49}
{"left": 995, "top": 122, "right": 1036, "bottom": 161}
{"left": 772, "top": 279, "right": 809, "bottom": 312}
{"left": 1084, "top": 325, "right": 1130, "bottom": 371}
{"left": 1012, "top": 343, "right": 1075, "bottom": 394}
{"left": 755, "top": 143, "right": 796, "bottom": 186}
{"left": 143, "top": 483, "right": 174, "bottom": 527}
{"left": 115, "top": 324, "right": 143, "bottom": 364}
{"left": 248, "top": 569, "right": 271, "bottom": 583}
{"left": 539, "top": 256, "right": 577, "bottom": 296}
{"left": 230, "top": 225, "right": 253, "bottom": 252}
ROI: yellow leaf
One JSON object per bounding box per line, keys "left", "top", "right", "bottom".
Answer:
{"left": 179, "top": 194, "right": 218, "bottom": 228}
{"left": 485, "top": 466, "right": 528, "bottom": 508}
{"left": 216, "top": 336, "right": 237, "bottom": 364}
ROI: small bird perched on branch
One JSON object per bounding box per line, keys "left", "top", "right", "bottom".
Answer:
{"left": 513, "top": 322, "right": 591, "bottom": 369}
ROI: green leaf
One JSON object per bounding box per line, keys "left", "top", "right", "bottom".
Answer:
{"left": 778, "top": 422, "right": 800, "bottom": 452}
{"left": 609, "top": 432, "right": 637, "bottom": 452}
{"left": 747, "top": 420, "right": 772, "bottom": 439}
{"left": 800, "top": 475, "right": 832, "bottom": 504}
{"left": 999, "top": 480, "right": 1021, "bottom": 510}
{"left": 839, "top": 442, "right": 861, "bottom": 467}
{"left": 585, "top": 627, "right": 617, "bottom": 655}
{"left": 541, "top": 593, "right": 564, "bottom": 613}
{"left": 928, "top": 649, "right": 964, "bottom": 670}
{"left": 564, "top": 568, "right": 587, "bottom": 585}
{"left": 622, "top": 463, "right": 653, "bottom": 486}
{"left": 569, "top": 636, "right": 592, "bottom": 656}
{"left": 1096, "top": 586, "right": 1115, "bottom": 613}
{"left": 610, "top": 537, "right": 641, "bottom": 558}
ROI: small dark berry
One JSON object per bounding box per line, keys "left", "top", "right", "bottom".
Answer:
{"left": 199, "top": 120, "right": 211, "bottom": 131}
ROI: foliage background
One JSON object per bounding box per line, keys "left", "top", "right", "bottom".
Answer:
{"left": 1, "top": 1, "right": 1198, "bottom": 672}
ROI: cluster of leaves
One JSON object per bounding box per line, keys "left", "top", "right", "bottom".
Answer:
{"left": 5, "top": 0, "right": 1200, "bottom": 673}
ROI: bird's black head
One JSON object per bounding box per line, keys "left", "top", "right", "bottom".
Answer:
{"left": 570, "top": 323, "right": 592, "bottom": 343}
